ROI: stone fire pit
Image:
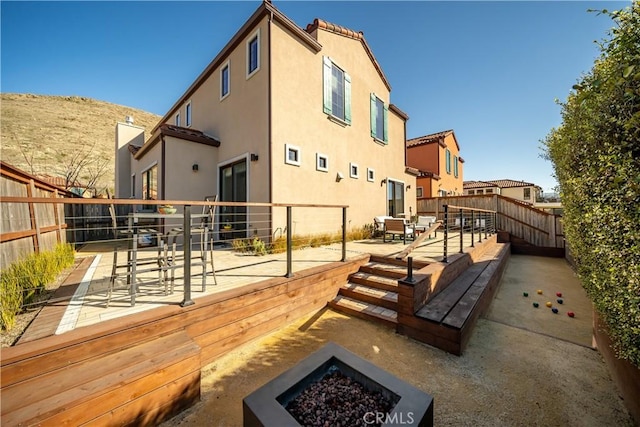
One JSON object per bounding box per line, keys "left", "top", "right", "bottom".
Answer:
{"left": 243, "top": 342, "right": 433, "bottom": 426}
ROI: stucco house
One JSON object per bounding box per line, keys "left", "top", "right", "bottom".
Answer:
{"left": 463, "top": 179, "right": 542, "bottom": 203}
{"left": 406, "top": 130, "right": 464, "bottom": 198}
{"left": 115, "top": 1, "right": 416, "bottom": 239}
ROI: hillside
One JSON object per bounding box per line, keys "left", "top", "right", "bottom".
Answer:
{"left": 1, "top": 93, "right": 162, "bottom": 195}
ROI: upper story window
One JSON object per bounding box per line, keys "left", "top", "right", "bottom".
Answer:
{"left": 349, "top": 162, "right": 359, "bottom": 178}
{"left": 175, "top": 112, "right": 180, "bottom": 127}
{"left": 523, "top": 187, "right": 531, "bottom": 200}
{"left": 247, "top": 29, "right": 260, "bottom": 78}
{"left": 370, "top": 94, "right": 388, "bottom": 144}
{"left": 468, "top": 189, "right": 475, "bottom": 195}
{"left": 186, "top": 101, "right": 192, "bottom": 127}
{"left": 367, "top": 168, "right": 375, "bottom": 182}
{"left": 445, "top": 149, "right": 451, "bottom": 174}
{"left": 221, "top": 61, "right": 230, "bottom": 100}
{"left": 453, "top": 155, "right": 459, "bottom": 178}
{"left": 323, "top": 56, "right": 351, "bottom": 125}
{"left": 417, "top": 187, "right": 424, "bottom": 198}
{"left": 485, "top": 188, "right": 493, "bottom": 193}
{"left": 316, "top": 153, "right": 329, "bottom": 172}
{"left": 285, "top": 144, "right": 301, "bottom": 166}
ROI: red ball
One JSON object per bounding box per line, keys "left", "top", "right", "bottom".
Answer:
{"left": 556, "top": 292, "right": 562, "bottom": 297}
{"left": 567, "top": 311, "right": 575, "bottom": 318}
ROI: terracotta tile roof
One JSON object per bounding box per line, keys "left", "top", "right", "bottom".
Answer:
{"left": 134, "top": 124, "right": 220, "bottom": 160}
{"left": 463, "top": 179, "right": 537, "bottom": 189}
{"left": 407, "top": 129, "right": 460, "bottom": 151}
{"left": 306, "top": 18, "right": 392, "bottom": 92}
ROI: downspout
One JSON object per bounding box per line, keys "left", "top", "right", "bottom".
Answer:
{"left": 268, "top": 10, "right": 273, "bottom": 239}
{"left": 161, "top": 135, "right": 166, "bottom": 200}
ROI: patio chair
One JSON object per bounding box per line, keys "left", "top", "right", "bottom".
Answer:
{"left": 373, "top": 215, "right": 394, "bottom": 237}
{"left": 414, "top": 215, "right": 437, "bottom": 238}
{"left": 383, "top": 218, "right": 415, "bottom": 244}
{"left": 165, "top": 195, "right": 218, "bottom": 293}
{"left": 106, "top": 204, "right": 167, "bottom": 307}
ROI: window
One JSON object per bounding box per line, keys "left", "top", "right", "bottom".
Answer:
{"left": 439, "top": 189, "right": 447, "bottom": 197}
{"left": 523, "top": 187, "right": 531, "bottom": 200}
{"left": 186, "top": 101, "right": 192, "bottom": 127}
{"left": 367, "top": 168, "right": 375, "bottom": 182}
{"left": 468, "top": 189, "right": 475, "bottom": 195}
{"left": 453, "top": 155, "right": 459, "bottom": 178}
{"left": 370, "top": 94, "right": 389, "bottom": 143}
{"left": 221, "top": 61, "right": 230, "bottom": 99}
{"left": 285, "top": 144, "right": 301, "bottom": 166}
{"left": 485, "top": 188, "right": 493, "bottom": 193}
{"left": 349, "top": 162, "right": 359, "bottom": 178}
{"left": 175, "top": 112, "right": 180, "bottom": 126}
{"left": 247, "top": 30, "right": 260, "bottom": 78}
{"left": 142, "top": 164, "right": 158, "bottom": 200}
{"left": 323, "top": 57, "right": 351, "bottom": 124}
{"left": 445, "top": 149, "right": 451, "bottom": 174}
{"left": 416, "top": 187, "right": 423, "bottom": 198}
{"left": 316, "top": 153, "right": 328, "bottom": 172}
{"left": 131, "top": 174, "right": 136, "bottom": 198}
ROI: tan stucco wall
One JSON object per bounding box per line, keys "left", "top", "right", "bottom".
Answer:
{"left": 163, "top": 136, "right": 219, "bottom": 202}
{"left": 269, "top": 22, "right": 414, "bottom": 234}
{"left": 501, "top": 186, "right": 536, "bottom": 202}
{"left": 437, "top": 134, "right": 463, "bottom": 196}
{"left": 115, "top": 123, "right": 145, "bottom": 198}
{"left": 166, "top": 17, "right": 271, "bottom": 206}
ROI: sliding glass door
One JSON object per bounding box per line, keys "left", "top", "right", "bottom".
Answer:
{"left": 387, "top": 179, "right": 404, "bottom": 217}
{"left": 219, "top": 159, "right": 247, "bottom": 239}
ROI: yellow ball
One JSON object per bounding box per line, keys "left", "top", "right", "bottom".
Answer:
{"left": 537, "top": 289, "right": 543, "bottom": 294}
{"left": 546, "top": 301, "right": 552, "bottom": 308}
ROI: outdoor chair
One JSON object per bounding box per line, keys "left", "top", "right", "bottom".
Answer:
{"left": 107, "top": 204, "right": 167, "bottom": 307}
{"left": 373, "top": 215, "right": 394, "bottom": 237}
{"left": 414, "top": 215, "right": 437, "bottom": 238}
{"left": 383, "top": 218, "right": 415, "bottom": 244}
{"left": 165, "top": 195, "right": 218, "bottom": 293}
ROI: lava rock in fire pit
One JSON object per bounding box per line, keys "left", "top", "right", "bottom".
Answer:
{"left": 285, "top": 369, "right": 394, "bottom": 427}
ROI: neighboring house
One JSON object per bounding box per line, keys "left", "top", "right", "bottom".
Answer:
{"left": 115, "top": 2, "right": 416, "bottom": 238}
{"left": 406, "top": 130, "right": 464, "bottom": 197}
{"left": 463, "top": 179, "right": 542, "bottom": 204}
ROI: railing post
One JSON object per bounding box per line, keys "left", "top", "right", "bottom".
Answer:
{"left": 485, "top": 212, "right": 488, "bottom": 239}
{"left": 459, "top": 208, "right": 464, "bottom": 253}
{"left": 181, "top": 204, "right": 194, "bottom": 307}
{"left": 478, "top": 211, "right": 483, "bottom": 243}
{"left": 286, "top": 206, "right": 293, "bottom": 278}
{"left": 470, "top": 210, "right": 475, "bottom": 247}
{"left": 406, "top": 256, "right": 414, "bottom": 283}
{"left": 341, "top": 207, "right": 347, "bottom": 262}
{"left": 443, "top": 205, "right": 448, "bottom": 263}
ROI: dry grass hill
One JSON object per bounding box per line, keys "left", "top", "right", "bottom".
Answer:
{"left": 1, "top": 93, "right": 162, "bottom": 195}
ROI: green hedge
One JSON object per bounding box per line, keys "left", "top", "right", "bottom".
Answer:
{"left": 0, "top": 243, "right": 75, "bottom": 331}
{"left": 543, "top": 4, "right": 639, "bottom": 366}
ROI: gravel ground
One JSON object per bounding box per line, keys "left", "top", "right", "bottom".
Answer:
{"left": 164, "top": 309, "right": 632, "bottom": 427}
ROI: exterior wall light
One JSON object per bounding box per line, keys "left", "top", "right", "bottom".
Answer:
{"left": 192, "top": 163, "right": 199, "bottom": 172}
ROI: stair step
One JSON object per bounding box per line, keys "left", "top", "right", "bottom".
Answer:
{"left": 349, "top": 272, "right": 399, "bottom": 292}
{"left": 360, "top": 262, "right": 412, "bottom": 279}
{"left": 369, "top": 255, "right": 430, "bottom": 269}
{"left": 329, "top": 296, "right": 397, "bottom": 328}
{"left": 340, "top": 283, "right": 397, "bottom": 310}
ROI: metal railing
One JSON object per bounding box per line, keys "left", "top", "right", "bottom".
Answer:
{"left": 0, "top": 197, "right": 349, "bottom": 312}
{"left": 442, "top": 204, "right": 497, "bottom": 263}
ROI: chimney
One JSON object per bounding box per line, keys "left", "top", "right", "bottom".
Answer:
{"left": 125, "top": 115, "right": 134, "bottom": 125}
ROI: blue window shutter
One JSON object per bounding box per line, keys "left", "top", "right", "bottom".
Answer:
{"left": 383, "top": 103, "right": 389, "bottom": 144}
{"left": 323, "top": 57, "right": 332, "bottom": 115}
{"left": 370, "top": 94, "right": 376, "bottom": 137}
{"left": 344, "top": 72, "right": 352, "bottom": 124}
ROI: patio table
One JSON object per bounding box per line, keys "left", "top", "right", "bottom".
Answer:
{"left": 127, "top": 210, "right": 210, "bottom": 306}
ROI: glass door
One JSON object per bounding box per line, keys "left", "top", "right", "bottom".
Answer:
{"left": 387, "top": 179, "right": 404, "bottom": 218}
{"left": 219, "top": 159, "right": 247, "bottom": 240}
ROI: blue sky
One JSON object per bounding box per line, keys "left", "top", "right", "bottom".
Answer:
{"left": 1, "top": 1, "right": 630, "bottom": 193}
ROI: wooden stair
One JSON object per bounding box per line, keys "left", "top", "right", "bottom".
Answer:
{"left": 329, "top": 256, "right": 427, "bottom": 328}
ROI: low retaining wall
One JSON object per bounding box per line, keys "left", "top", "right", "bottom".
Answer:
{"left": 593, "top": 311, "right": 640, "bottom": 425}
{"left": 1, "top": 255, "right": 369, "bottom": 426}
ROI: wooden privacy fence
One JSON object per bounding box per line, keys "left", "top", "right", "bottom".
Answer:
{"left": 417, "top": 194, "right": 564, "bottom": 248}
{"left": 0, "top": 162, "right": 74, "bottom": 269}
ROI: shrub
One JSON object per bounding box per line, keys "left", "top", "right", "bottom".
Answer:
{"left": 0, "top": 243, "right": 75, "bottom": 330}
{"left": 542, "top": 4, "right": 640, "bottom": 366}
